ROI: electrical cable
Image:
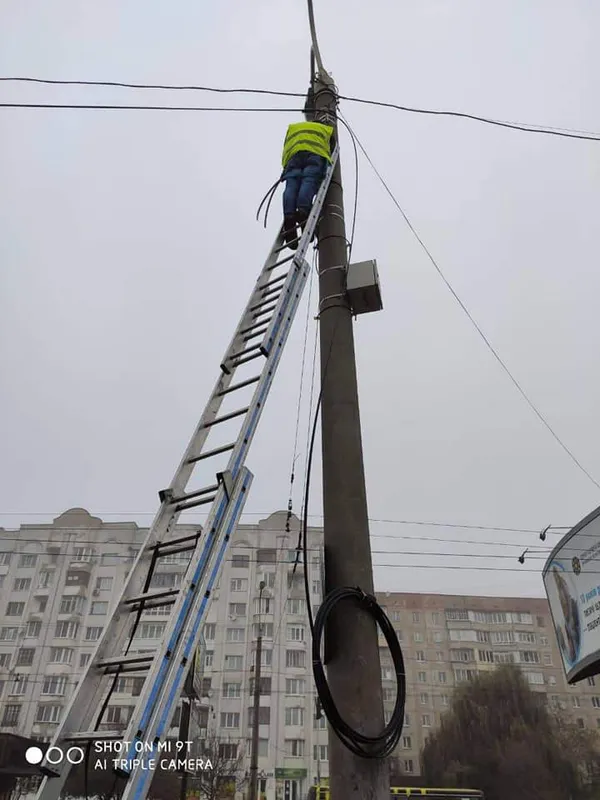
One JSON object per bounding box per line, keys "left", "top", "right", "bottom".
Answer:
{"left": 2, "top": 76, "right": 600, "bottom": 141}
{"left": 306, "top": 0, "right": 325, "bottom": 77}
{"left": 340, "top": 112, "right": 600, "bottom": 494}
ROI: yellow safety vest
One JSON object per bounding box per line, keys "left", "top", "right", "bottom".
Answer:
{"left": 282, "top": 121, "right": 333, "bottom": 168}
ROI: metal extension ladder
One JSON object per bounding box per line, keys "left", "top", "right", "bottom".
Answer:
{"left": 35, "top": 147, "right": 338, "bottom": 800}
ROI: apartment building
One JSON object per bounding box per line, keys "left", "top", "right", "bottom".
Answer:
{"left": 378, "top": 592, "right": 600, "bottom": 777}
{"left": 0, "top": 507, "right": 592, "bottom": 799}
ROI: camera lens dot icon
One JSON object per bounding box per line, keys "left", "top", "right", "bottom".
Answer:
{"left": 25, "top": 747, "right": 44, "bottom": 765}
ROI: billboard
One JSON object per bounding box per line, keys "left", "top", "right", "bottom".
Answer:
{"left": 543, "top": 505, "right": 600, "bottom": 683}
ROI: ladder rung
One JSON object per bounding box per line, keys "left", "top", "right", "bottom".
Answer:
{"left": 257, "top": 273, "right": 287, "bottom": 290}
{"left": 154, "top": 533, "right": 200, "bottom": 553}
{"left": 243, "top": 327, "right": 268, "bottom": 343}
{"left": 252, "top": 302, "right": 278, "bottom": 321}
{"left": 124, "top": 589, "right": 179, "bottom": 607}
{"left": 171, "top": 484, "right": 219, "bottom": 503}
{"left": 97, "top": 654, "right": 154, "bottom": 671}
{"left": 203, "top": 407, "right": 249, "bottom": 428}
{"left": 187, "top": 442, "right": 235, "bottom": 463}
{"left": 250, "top": 287, "right": 281, "bottom": 311}
{"left": 226, "top": 343, "right": 262, "bottom": 361}
{"left": 267, "top": 253, "right": 295, "bottom": 272}
{"left": 176, "top": 494, "right": 217, "bottom": 512}
{"left": 239, "top": 316, "right": 274, "bottom": 336}
{"left": 229, "top": 350, "right": 266, "bottom": 369}
{"left": 217, "top": 375, "right": 261, "bottom": 396}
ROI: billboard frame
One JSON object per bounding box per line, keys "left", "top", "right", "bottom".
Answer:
{"left": 543, "top": 503, "right": 600, "bottom": 684}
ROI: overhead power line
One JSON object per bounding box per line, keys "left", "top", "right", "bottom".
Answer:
{"left": 339, "top": 112, "right": 600, "bottom": 493}
{"left": 1, "top": 77, "right": 599, "bottom": 141}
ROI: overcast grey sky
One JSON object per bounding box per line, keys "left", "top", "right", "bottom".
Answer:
{"left": 1, "top": 0, "right": 599, "bottom": 598}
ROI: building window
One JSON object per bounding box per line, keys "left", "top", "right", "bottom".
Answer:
{"left": 578, "top": 718, "right": 585, "bottom": 729}
{"left": 433, "top": 632, "right": 443, "bottom": 643}
{"left": 232, "top": 554, "right": 250, "bottom": 568}
{"left": 250, "top": 677, "right": 271, "bottom": 696}
{"left": 0, "top": 553, "right": 11, "bottom": 566}
{"left": 402, "top": 736, "right": 412, "bottom": 749}
{"left": 422, "top": 714, "right": 432, "bottom": 727}
{"left": 288, "top": 598, "right": 306, "bottom": 615}
{"left": 252, "top": 649, "right": 272, "bottom": 668}
{"left": 9, "top": 675, "right": 28, "bottom": 696}
{"left": 0, "top": 627, "right": 18, "bottom": 641}
{"left": 36, "top": 597, "right": 48, "bottom": 613}
{"left": 403, "top": 713, "right": 410, "bottom": 726}
{"left": 55, "top": 622, "right": 79, "bottom": 639}
{"left": 478, "top": 650, "right": 494, "bottom": 663}
{"left": 445, "top": 609, "right": 469, "bottom": 621}
{"left": 258, "top": 572, "right": 276, "bottom": 589}
{"left": 218, "top": 742, "right": 238, "bottom": 760}
{"left": 589, "top": 677, "right": 596, "bottom": 687}
{"left": 226, "top": 628, "right": 245, "bottom": 643}
{"left": 252, "top": 622, "right": 274, "bottom": 638}
{"left": 204, "top": 651, "right": 213, "bottom": 668}
{"left": 438, "top": 671, "right": 447, "bottom": 684}
{"left": 525, "top": 672, "right": 544, "bottom": 686}
{"left": 382, "top": 668, "right": 394, "bottom": 681}
{"left": 42, "top": 676, "right": 68, "bottom": 696}
{"left": 592, "top": 697, "right": 600, "bottom": 709}
{"left": 59, "top": 596, "right": 84, "bottom": 615}
{"left": 90, "top": 602, "right": 108, "bottom": 615}
{"left": 286, "top": 678, "right": 306, "bottom": 695}
{"left": 80, "top": 653, "right": 92, "bottom": 668}
{"left": 537, "top": 616, "right": 545, "bottom": 627}
{"left": 95, "top": 577, "right": 113, "bottom": 591}
{"left": 548, "top": 675, "right": 556, "bottom": 686}
{"left": 413, "top": 632, "right": 423, "bottom": 643}
{"left": 203, "top": 624, "right": 216, "bottom": 640}
{"left": 220, "top": 712, "right": 240, "bottom": 729}
{"left": 25, "top": 621, "right": 42, "bottom": 638}
{"left": 85, "top": 627, "right": 103, "bottom": 641}
{"left": 256, "top": 549, "right": 276, "bottom": 565}
{"left": 404, "top": 759, "right": 414, "bottom": 773}
{"left": 286, "top": 650, "right": 305, "bottom": 669}
{"left": 287, "top": 625, "right": 305, "bottom": 642}
{"left": 285, "top": 707, "right": 304, "bottom": 726}
{"left": 416, "top": 651, "right": 425, "bottom": 662}
{"left": 543, "top": 653, "right": 553, "bottom": 666}
{"left": 229, "top": 603, "right": 247, "bottom": 617}
{"left": 418, "top": 672, "right": 427, "bottom": 683}
{"left": 454, "top": 669, "right": 476, "bottom": 682}
{"left": 16, "top": 648, "right": 34, "bottom": 667}
{"left": 572, "top": 697, "right": 581, "bottom": 708}
{"left": 420, "top": 693, "right": 429, "bottom": 705}
{"left": 412, "top": 612, "right": 420, "bottom": 623}
{"left": 223, "top": 682, "right": 241, "bottom": 698}
{"left": 248, "top": 707, "right": 270, "bottom": 726}
{"left": 0, "top": 654, "right": 10, "bottom": 668}
{"left": 314, "top": 744, "right": 328, "bottom": 761}
{"left": 286, "top": 739, "right": 304, "bottom": 757}
{"left": 230, "top": 578, "right": 247, "bottom": 592}
{"left": 19, "top": 554, "right": 37, "bottom": 567}
{"left": 431, "top": 613, "right": 440, "bottom": 625}
{"left": 2, "top": 704, "right": 20, "bottom": 727}
{"left": 383, "top": 687, "right": 395, "bottom": 702}
{"left": 540, "top": 636, "right": 549, "bottom": 646}
{"left": 254, "top": 597, "right": 272, "bottom": 615}
{"left": 441, "top": 694, "right": 449, "bottom": 706}
{"left": 224, "top": 655, "right": 244, "bottom": 671}
{"left": 6, "top": 603, "right": 25, "bottom": 617}
{"left": 14, "top": 578, "right": 31, "bottom": 592}
{"left": 49, "top": 648, "right": 73, "bottom": 665}
{"left": 519, "top": 651, "right": 540, "bottom": 664}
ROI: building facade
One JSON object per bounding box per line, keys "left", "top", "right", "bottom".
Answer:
{"left": 0, "top": 508, "right": 596, "bottom": 799}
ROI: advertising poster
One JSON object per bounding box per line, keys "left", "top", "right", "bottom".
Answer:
{"left": 543, "top": 505, "right": 600, "bottom": 683}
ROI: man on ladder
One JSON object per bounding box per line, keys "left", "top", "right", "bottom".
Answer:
{"left": 281, "top": 98, "right": 334, "bottom": 249}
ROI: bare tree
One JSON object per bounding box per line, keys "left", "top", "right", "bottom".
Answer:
{"left": 190, "top": 734, "right": 247, "bottom": 800}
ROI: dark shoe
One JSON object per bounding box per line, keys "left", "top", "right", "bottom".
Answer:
{"left": 283, "top": 215, "right": 298, "bottom": 250}
{"left": 296, "top": 208, "right": 315, "bottom": 242}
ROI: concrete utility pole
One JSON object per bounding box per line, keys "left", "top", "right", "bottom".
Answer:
{"left": 248, "top": 581, "right": 266, "bottom": 800}
{"left": 312, "top": 74, "right": 390, "bottom": 800}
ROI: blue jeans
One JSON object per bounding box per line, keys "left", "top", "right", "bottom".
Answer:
{"left": 282, "top": 151, "right": 327, "bottom": 218}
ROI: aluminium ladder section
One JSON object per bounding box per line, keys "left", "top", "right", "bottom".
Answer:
{"left": 36, "top": 147, "right": 339, "bottom": 800}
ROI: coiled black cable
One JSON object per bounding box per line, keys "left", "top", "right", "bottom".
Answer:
{"left": 311, "top": 587, "right": 406, "bottom": 758}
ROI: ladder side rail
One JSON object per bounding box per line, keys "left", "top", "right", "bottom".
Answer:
{"left": 35, "top": 502, "right": 184, "bottom": 780}
{"left": 117, "top": 257, "right": 311, "bottom": 764}
{"left": 128, "top": 252, "right": 310, "bottom": 764}
{"left": 122, "top": 470, "right": 253, "bottom": 800}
